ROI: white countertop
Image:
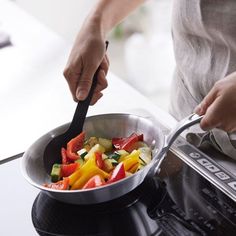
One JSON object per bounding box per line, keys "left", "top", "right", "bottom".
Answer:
{"left": 0, "top": 0, "right": 176, "bottom": 160}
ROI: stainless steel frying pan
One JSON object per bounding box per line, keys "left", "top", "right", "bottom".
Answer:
{"left": 21, "top": 113, "right": 202, "bottom": 205}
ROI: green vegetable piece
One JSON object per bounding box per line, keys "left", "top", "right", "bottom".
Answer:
{"left": 103, "top": 159, "right": 114, "bottom": 172}
{"left": 116, "top": 149, "right": 129, "bottom": 158}
{"left": 77, "top": 148, "right": 88, "bottom": 160}
{"left": 84, "top": 137, "right": 98, "bottom": 148}
{"left": 109, "top": 152, "right": 121, "bottom": 161}
{"left": 109, "top": 158, "right": 119, "bottom": 166}
{"left": 139, "top": 156, "right": 147, "bottom": 166}
{"left": 50, "top": 164, "right": 61, "bottom": 183}
{"left": 98, "top": 138, "right": 113, "bottom": 152}
{"left": 138, "top": 147, "right": 152, "bottom": 164}
{"left": 75, "top": 158, "right": 84, "bottom": 166}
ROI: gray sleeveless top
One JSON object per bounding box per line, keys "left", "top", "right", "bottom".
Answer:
{"left": 169, "top": 0, "right": 236, "bottom": 159}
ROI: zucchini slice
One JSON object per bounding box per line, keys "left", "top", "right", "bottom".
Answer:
{"left": 50, "top": 164, "right": 61, "bottom": 182}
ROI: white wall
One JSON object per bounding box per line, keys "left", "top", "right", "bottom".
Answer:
{"left": 13, "top": 0, "right": 174, "bottom": 111}
{"left": 15, "top": 0, "right": 96, "bottom": 42}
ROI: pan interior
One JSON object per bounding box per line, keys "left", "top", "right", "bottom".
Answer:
{"left": 22, "top": 113, "right": 164, "bottom": 189}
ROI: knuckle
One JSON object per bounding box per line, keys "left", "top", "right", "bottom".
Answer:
{"left": 200, "top": 100, "right": 208, "bottom": 111}
{"left": 220, "top": 123, "right": 234, "bottom": 133}
{"left": 214, "top": 80, "right": 223, "bottom": 91}
{"left": 79, "top": 77, "right": 92, "bottom": 89}
{"left": 221, "top": 125, "right": 230, "bottom": 132}
{"left": 63, "top": 67, "right": 70, "bottom": 79}
{"left": 103, "top": 81, "right": 108, "bottom": 89}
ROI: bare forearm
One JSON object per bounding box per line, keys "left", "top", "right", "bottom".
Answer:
{"left": 88, "top": 0, "right": 146, "bottom": 37}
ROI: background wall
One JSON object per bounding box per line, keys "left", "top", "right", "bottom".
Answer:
{"left": 13, "top": 0, "right": 175, "bottom": 110}
{"left": 14, "top": 0, "right": 96, "bottom": 42}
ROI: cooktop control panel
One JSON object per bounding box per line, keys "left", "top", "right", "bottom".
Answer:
{"left": 171, "top": 136, "right": 236, "bottom": 202}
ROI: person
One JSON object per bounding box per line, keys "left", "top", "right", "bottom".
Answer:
{"left": 63, "top": 0, "right": 236, "bottom": 158}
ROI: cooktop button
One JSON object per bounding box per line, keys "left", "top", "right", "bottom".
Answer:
{"left": 205, "top": 164, "right": 220, "bottom": 173}
{"left": 189, "top": 152, "right": 201, "bottom": 158}
{"left": 215, "top": 172, "right": 230, "bottom": 180}
{"left": 197, "top": 158, "right": 211, "bottom": 166}
{"left": 228, "top": 181, "right": 236, "bottom": 191}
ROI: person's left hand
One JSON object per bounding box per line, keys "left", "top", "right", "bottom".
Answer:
{"left": 194, "top": 72, "right": 236, "bottom": 132}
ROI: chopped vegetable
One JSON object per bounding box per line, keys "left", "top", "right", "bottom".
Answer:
{"left": 77, "top": 148, "right": 88, "bottom": 160}
{"left": 107, "top": 162, "right": 126, "bottom": 184}
{"left": 122, "top": 150, "right": 140, "bottom": 171}
{"left": 112, "top": 133, "right": 143, "bottom": 152}
{"left": 82, "top": 175, "right": 105, "bottom": 189}
{"left": 109, "top": 158, "right": 118, "bottom": 166}
{"left": 44, "top": 132, "right": 152, "bottom": 191}
{"left": 50, "top": 164, "right": 61, "bottom": 182}
{"left": 69, "top": 154, "right": 109, "bottom": 190}
{"left": 66, "top": 131, "right": 85, "bottom": 161}
{"left": 61, "top": 147, "right": 69, "bottom": 164}
{"left": 44, "top": 177, "right": 69, "bottom": 190}
{"left": 103, "top": 159, "right": 114, "bottom": 172}
{"left": 84, "top": 144, "right": 105, "bottom": 161}
{"left": 98, "top": 138, "right": 113, "bottom": 152}
{"left": 139, "top": 147, "right": 152, "bottom": 165}
{"left": 117, "top": 150, "right": 130, "bottom": 162}
{"left": 128, "top": 162, "right": 139, "bottom": 173}
{"left": 61, "top": 163, "right": 79, "bottom": 177}
{"left": 75, "top": 158, "right": 84, "bottom": 166}
{"left": 109, "top": 152, "right": 121, "bottom": 161}
{"left": 84, "top": 137, "right": 98, "bottom": 150}
{"left": 95, "top": 152, "right": 104, "bottom": 169}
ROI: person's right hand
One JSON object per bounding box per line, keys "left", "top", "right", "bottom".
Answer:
{"left": 194, "top": 72, "right": 236, "bottom": 132}
{"left": 63, "top": 16, "right": 109, "bottom": 105}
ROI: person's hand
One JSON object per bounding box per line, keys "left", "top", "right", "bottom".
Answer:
{"left": 63, "top": 16, "right": 109, "bottom": 105}
{"left": 194, "top": 72, "right": 236, "bottom": 132}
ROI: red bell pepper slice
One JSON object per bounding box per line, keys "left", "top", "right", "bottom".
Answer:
{"left": 107, "top": 162, "right": 125, "bottom": 184}
{"left": 61, "top": 147, "right": 70, "bottom": 164}
{"left": 112, "top": 133, "right": 143, "bottom": 152}
{"left": 61, "top": 163, "right": 79, "bottom": 177}
{"left": 66, "top": 131, "right": 85, "bottom": 161}
{"left": 82, "top": 175, "right": 105, "bottom": 189}
{"left": 95, "top": 152, "right": 104, "bottom": 170}
{"left": 44, "top": 177, "right": 69, "bottom": 190}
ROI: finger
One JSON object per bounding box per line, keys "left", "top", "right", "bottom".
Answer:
{"left": 90, "top": 92, "right": 103, "bottom": 105}
{"left": 99, "top": 54, "right": 109, "bottom": 75}
{"left": 200, "top": 97, "right": 222, "bottom": 130}
{"left": 75, "top": 66, "right": 97, "bottom": 101}
{"left": 93, "top": 69, "right": 108, "bottom": 93}
{"left": 194, "top": 86, "right": 218, "bottom": 115}
{"left": 105, "top": 53, "right": 110, "bottom": 67}
{"left": 63, "top": 67, "right": 82, "bottom": 101}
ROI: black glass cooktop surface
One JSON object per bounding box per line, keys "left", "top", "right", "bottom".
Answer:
{"left": 31, "top": 152, "right": 236, "bottom": 236}
{"left": 1, "top": 148, "right": 236, "bottom": 236}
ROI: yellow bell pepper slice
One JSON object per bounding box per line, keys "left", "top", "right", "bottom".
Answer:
{"left": 117, "top": 150, "right": 130, "bottom": 163}
{"left": 69, "top": 153, "right": 109, "bottom": 189}
{"left": 128, "top": 162, "right": 139, "bottom": 173}
{"left": 71, "top": 166, "right": 109, "bottom": 190}
{"left": 69, "top": 154, "right": 96, "bottom": 186}
{"left": 84, "top": 144, "right": 105, "bottom": 161}
{"left": 122, "top": 150, "right": 140, "bottom": 171}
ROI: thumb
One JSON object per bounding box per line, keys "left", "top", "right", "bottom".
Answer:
{"left": 75, "top": 68, "right": 96, "bottom": 101}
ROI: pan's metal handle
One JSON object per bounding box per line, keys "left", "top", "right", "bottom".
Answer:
{"left": 149, "top": 113, "right": 203, "bottom": 176}
{"left": 164, "top": 113, "right": 203, "bottom": 151}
